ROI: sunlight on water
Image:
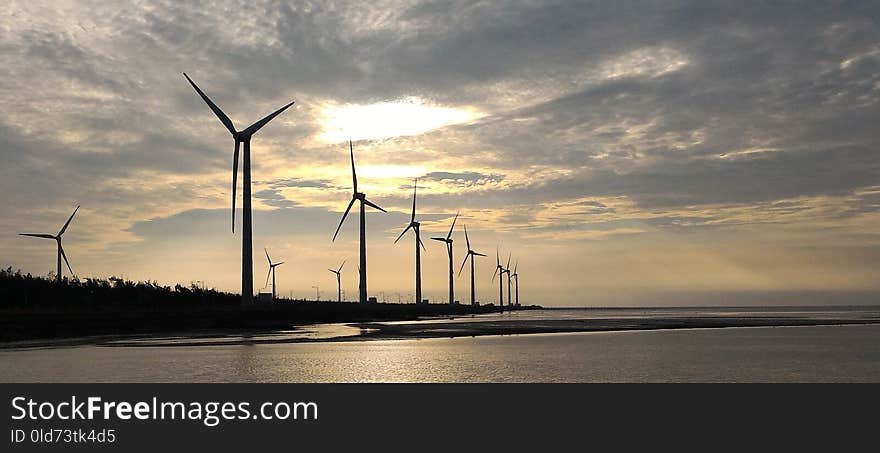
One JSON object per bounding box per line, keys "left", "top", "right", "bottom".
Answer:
{"left": 1, "top": 325, "right": 878, "bottom": 383}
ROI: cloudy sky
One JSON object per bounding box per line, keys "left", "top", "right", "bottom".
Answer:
{"left": 2, "top": 0, "right": 878, "bottom": 306}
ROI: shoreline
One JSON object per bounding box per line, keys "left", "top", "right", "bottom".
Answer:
{"left": 3, "top": 316, "right": 877, "bottom": 349}
{"left": 0, "top": 302, "right": 539, "bottom": 347}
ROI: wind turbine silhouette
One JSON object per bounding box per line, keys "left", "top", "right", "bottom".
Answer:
{"left": 432, "top": 212, "right": 459, "bottom": 305}
{"left": 333, "top": 140, "right": 386, "bottom": 304}
{"left": 328, "top": 260, "right": 345, "bottom": 303}
{"left": 492, "top": 249, "right": 506, "bottom": 313}
{"left": 512, "top": 262, "right": 519, "bottom": 306}
{"left": 19, "top": 205, "right": 79, "bottom": 283}
{"left": 394, "top": 179, "right": 426, "bottom": 305}
{"left": 458, "top": 225, "right": 486, "bottom": 305}
{"left": 264, "top": 248, "right": 284, "bottom": 302}
{"left": 504, "top": 253, "right": 513, "bottom": 308}
{"left": 183, "top": 73, "right": 295, "bottom": 305}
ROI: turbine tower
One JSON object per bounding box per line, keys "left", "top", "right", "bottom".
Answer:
{"left": 458, "top": 225, "right": 486, "bottom": 305}
{"left": 512, "top": 262, "right": 519, "bottom": 306}
{"left": 183, "top": 73, "right": 295, "bottom": 305}
{"left": 333, "top": 140, "right": 386, "bottom": 304}
{"left": 394, "top": 179, "right": 426, "bottom": 305}
{"left": 264, "top": 248, "right": 284, "bottom": 301}
{"left": 19, "top": 205, "right": 79, "bottom": 282}
{"left": 492, "top": 248, "right": 505, "bottom": 313}
{"left": 504, "top": 253, "right": 513, "bottom": 308}
{"left": 328, "top": 260, "right": 345, "bottom": 303}
{"left": 431, "top": 212, "right": 459, "bottom": 305}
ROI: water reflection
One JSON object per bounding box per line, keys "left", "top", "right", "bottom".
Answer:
{"left": 1, "top": 325, "right": 878, "bottom": 382}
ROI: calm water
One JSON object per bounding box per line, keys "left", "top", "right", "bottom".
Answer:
{"left": 1, "top": 309, "right": 879, "bottom": 382}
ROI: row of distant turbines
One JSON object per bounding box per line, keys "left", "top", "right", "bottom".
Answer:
{"left": 263, "top": 147, "right": 523, "bottom": 308}
{"left": 18, "top": 73, "right": 523, "bottom": 309}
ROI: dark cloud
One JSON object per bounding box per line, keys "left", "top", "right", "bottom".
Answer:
{"left": 420, "top": 171, "right": 504, "bottom": 187}
{"left": 262, "top": 177, "right": 333, "bottom": 189}
{"left": 253, "top": 189, "right": 299, "bottom": 208}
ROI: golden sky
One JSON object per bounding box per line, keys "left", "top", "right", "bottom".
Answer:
{"left": 2, "top": 1, "right": 879, "bottom": 305}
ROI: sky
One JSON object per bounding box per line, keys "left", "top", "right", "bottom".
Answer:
{"left": 1, "top": 0, "right": 879, "bottom": 306}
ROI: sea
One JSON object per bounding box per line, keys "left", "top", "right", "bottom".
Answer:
{"left": 1, "top": 306, "right": 878, "bottom": 382}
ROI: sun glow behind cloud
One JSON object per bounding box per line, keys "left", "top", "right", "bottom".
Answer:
{"left": 318, "top": 97, "right": 483, "bottom": 143}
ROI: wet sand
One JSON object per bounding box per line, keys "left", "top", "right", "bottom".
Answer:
{"left": 76, "top": 314, "right": 880, "bottom": 347}
{"left": 353, "top": 316, "right": 880, "bottom": 340}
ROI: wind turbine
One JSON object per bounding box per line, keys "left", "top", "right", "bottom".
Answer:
{"left": 328, "top": 260, "right": 345, "bottom": 303}
{"left": 492, "top": 248, "right": 505, "bottom": 313}
{"left": 19, "top": 205, "right": 79, "bottom": 283}
{"left": 394, "top": 179, "right": 426, "bottom": 305}
{"left": 512, "top": 262, "right": 519, "bottom": 306}
{"left": 333, "top": 140, "right": 387, "bottom": 304}
{"left": 457, "top": 225, "right": 486, "bottom": 305}
{"left": 183, "top": 73, "right": 295, "bottom": 305}
{"left": 264, "top": 248, "right": 284, "bottom": 301}
{"left": 431, "top": 212, "right": 459, "bottom": 305}
{"left": 504, "top": 253, "right": 513, "bottom": 308}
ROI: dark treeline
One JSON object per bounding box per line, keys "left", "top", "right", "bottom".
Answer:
{"left": 1, "top": 267, "right": 241, "bottom": 311}
{"left": 0, "top": 268, "right": 537, "bottom": 342}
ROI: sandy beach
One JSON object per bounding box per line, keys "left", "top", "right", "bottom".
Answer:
{"left": 70, "top": 309, "right": 880, "bottom": 347}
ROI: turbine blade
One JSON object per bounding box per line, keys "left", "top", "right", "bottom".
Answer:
{"left": 394, "top": 224, "right": 413, "bottom": 244}
{"left": 59, "top": 244, "right": 73, "bottom": 276}
{"left": 231, "top": 140, "right": 241, "bottom": 232}
{"left": 506, "top": 253, "right": 511, "bottom": 270}
{"left": 458, "top": 253, "right": 469, "bottom": 277}
{"left": 411, "top": 178, "right": 417, "bottom": 221}
{"left": 513, "top": 262, "right": 518, "bottom": 275}
{"left": 332, "top": 198, "right": 356, "bottom": 241}
{"left": 19, "top": 233, "right": 56, "bottom": 239}
{"left": 446, "top": 211, "right": 459, "bottom": 240}
{"left": 265, "top": 267, "right": 272, "bottom": 288}
{"left": 328, "top": 269, "right": 336, "bottom": 273}
{"left": 350, "top": 140, "right": 358, "bottom": 194}
{"left": 430, "top": 237, "right": 446, "bottom": 242}
{"left": 418, "top": 236, "right": 427, "bottom": 251}
{"left": 363, "top": 198, "right": 386, "bottom": 212}
{"left": 474, "top": 252, "right": 487, "bottom": 257}
{"left": 464, "top": 224, "right": 470, "bottom": 250}
{"left": 243, "top": 100, "right": 295, "bottom": 136}
{"left": 183, "top": 73, "right": 236, "bottom": 135}
{"left": 338, "top": 260, "right": 345, "bottom": 272}
{"left": 496, "top": 248, "right": 500, "bottom": 266}
{"left": 57, "top": 205, "right": 80, "bottom": 236}
{"left": 275, "top": 262, "right": 284, "bottom": 266}
{"left": 265, "top": 247, "right": 271, "bottom": 265}
{"left": 492, "top": 265, "right": 498, "bottom": 281}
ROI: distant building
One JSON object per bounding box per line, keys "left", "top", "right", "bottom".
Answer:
{"left": 367, "top": 296, "right": 378, "bottom": 304}
{"left": 257, "top": 292, "right": 273, "bottom": 303}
